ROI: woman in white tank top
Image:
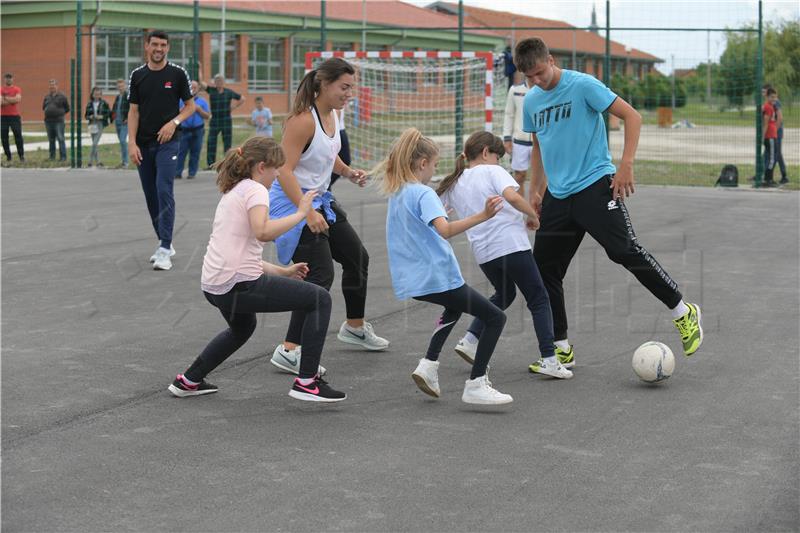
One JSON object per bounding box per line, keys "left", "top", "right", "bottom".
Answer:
{"left": 268, "top": 58, "right": 389, "bottom": 368}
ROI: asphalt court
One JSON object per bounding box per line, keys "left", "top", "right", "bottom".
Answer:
{"left": 2, "top": 168, "right": 798, "bottom": 531}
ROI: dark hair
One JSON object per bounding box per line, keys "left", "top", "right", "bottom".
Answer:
{"left": 4, "top": 73, "right": 13, "bottom": 79}
{"left": 514, "top": 37, "right": 550, "bottom": 73}
{"left": 290, "top": 58, "right": 355, "bottom": 118}
{"left": 762, "top": 83, "right": 773, "bottom": 91}
{"left": 215, "top": 136, "right": 286, "bottom": 193}
{"left": 766, "top": 87, "right": 777, "bottom": 96}
{"left": 255, "top": 96, "right": 264, "bottom": 102}
{"left": 147, "top": 30, "right": 169, "bottom": 43}
{"left": 90, "top": 86, "right": 102, "bottom": 97}
{"left": 436, "top": 131, "right": 505, "bottom": 196}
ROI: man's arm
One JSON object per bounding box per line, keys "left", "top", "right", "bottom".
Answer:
{"left": 607, "top": 97, "right": 641, "bottom": 199}
{"left": 529, "top": 134, "right": 547, "bottom": 214}
{"left": 127, "top": 103, "right": 142, "bottom": 165}
{"left": 502, "top": 85, "right": 516, "bottom": 152}
{"left": 196, "top": 101, "right": 211, "bottom": 120}
{"left": 231, "top": 93, "right": 245, "bottom": 111}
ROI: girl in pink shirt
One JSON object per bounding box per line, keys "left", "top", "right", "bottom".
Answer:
{"left": 168, "top": 136, "right": 346, "bottom": 402}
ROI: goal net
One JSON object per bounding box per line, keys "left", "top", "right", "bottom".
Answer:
{"left": 306, "top": 51, "right": 495, "bottom": 176}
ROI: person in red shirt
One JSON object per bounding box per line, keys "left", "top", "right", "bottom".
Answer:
{"left": 762, "top": 87, "right": 778, "bottom": 187}
{"left": 1, "top": 73, "right": 25, "bottom": 162}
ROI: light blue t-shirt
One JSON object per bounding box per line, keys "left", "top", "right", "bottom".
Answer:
{"left": 522, "top": 70, "right": 617, "bottom": 199}
{"left": 251, "top": 107, "right": 273, "bottom": 136}
{"left": 386, "top": 183, "right": 464, "bottom": 300}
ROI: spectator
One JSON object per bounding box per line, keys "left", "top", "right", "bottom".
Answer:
{"left": 1, "top": 73, "right": 24, "bottom": 162}
{"left": 250, "top": 96, "right": 272, "bottom": 137}
{"left": 84, "top": 86, "right": 111, "bottom": 168}
{"left": 762, "top": 87, "right": 779, "bottom": 187}
{"left": 42, "top": 78, "right": 69, "bottom": 161}
{"left": 176, "top": 80, "right": 210, "bottom": 180}
{"left": 502, "top": 71, "right": 532, "bottom": 197}
{"left": 206, "top": 73, "right": 244, "bottom": 167}
{"left": 112, "top": 78, "right": 130, "bottom": 168}
{"left": 503, "top": 45, "right": 517, "bottom": 89}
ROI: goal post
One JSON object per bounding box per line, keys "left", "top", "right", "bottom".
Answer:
{"left": 305, "top": 50, "right": 495, "bottom": 176}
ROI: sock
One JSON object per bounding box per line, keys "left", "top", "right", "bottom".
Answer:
{"left": 464, "top": 331, "right": 479, "bottom": 344}
{"left": 671, "top": 300, "right": 689, "bottom": 319}
{"left": 554, "top": 339, "right": 571, "bottom": 351}
{"left": 179, "top": 374, "right": 199, "bottom": 386}
{"left": 297, "top": 376, "right": 315, "bottom": 386}
{"left": 346, "top": 323, "right": 363, "bottom": 332}
{"left": 542, "top": 355, "right": 556, "bottom": 364}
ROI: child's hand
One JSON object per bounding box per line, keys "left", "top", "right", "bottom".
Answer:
{"left": 483, "top": 195, "right": 503, "bottom": 220}
{"left": 286, "top": 262, "right": 309, "bottom": 280}
{"left": 298, "top": 190, "right": 318, "bottom": 216}
{"left": 526, "top": 215, "right": 540, "bottom": 231}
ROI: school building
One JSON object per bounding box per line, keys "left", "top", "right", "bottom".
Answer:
{"left": 0, "top": 0, "right": 660, "bottom": 122}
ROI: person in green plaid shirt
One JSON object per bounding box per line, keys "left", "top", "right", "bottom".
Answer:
{"left": 206, "top": 74, "right": 244, "bottom": 167}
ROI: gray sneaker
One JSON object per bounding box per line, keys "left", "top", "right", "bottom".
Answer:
{"left": 152, "top": 247, "right": 173, "bottom": 271}
{"left": 336, "top": 321, "right": 390, "bottom": 351}
{"left": 150, "top": 244, "right": 176, "bottom": 263}
{"left": 270, "top": 344, "right": 326, "bottom": 376}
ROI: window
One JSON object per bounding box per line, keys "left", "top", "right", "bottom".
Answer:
{"left": 211, "top": 34, "right": 240, "bottom": 81}
{"left": 292, "top": 40, "right": 318, "bottom": 91}
{"left": 166, "top": 33, "right": 195, "bottom": 75}
{"left": 95, "top": 29, "right": 144, "bottom": 91}
{"left": 249, "top": 38, "right": 284, "bottom": 92}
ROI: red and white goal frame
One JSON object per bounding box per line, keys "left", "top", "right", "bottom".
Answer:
{"left": 305, "top": 50, "right": 495, "bottom": 132}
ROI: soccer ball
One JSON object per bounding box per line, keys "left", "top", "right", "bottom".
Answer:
{"left": 632, "top": 341, "right": 675, "bottom": 383}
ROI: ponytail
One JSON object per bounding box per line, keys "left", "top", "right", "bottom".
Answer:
{"left": 436, "top": 131, "right": 506, "bottom": 196}
{"left": 289, "top": 58, "right": 355, "bottom": 119}
{"left": 373, "top": 127, "right": 439, "bottom": 196}
{"left": 215, "top": 136, "right": 286, "bottom": 193}
{"left": 436, "top": 152, "right": 467, "bottom": 196}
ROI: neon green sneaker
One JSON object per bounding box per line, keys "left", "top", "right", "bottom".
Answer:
{"left": 528, "top": 345, "right": 575, "bottom": 373}
{"left": 673, "top": 302, "right": 703, "bottom": 356}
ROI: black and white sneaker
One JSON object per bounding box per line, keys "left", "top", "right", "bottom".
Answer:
{"left": 288, "top": 375, "right": 346, "bottom": 403}
{"left": 168, "top": 374, "right": 219, "bottom": 397}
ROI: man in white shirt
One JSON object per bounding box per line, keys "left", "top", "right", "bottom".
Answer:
{"left": 502, "top": 71, "right": 532, "bottom": 197}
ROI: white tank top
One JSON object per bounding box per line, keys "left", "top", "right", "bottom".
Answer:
{"left": 294, "top": 106, "right": 341, "bottom": 192}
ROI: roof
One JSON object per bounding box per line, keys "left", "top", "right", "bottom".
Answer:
{"left": 165, "top": 0, "right": 491, "bottom": 32}
{"left": 431, "top": 2, "right": 662, "bottom": 62}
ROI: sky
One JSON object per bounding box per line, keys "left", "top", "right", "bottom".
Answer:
{"left": 407, "top": 0, "right": 799, "bottom": 72}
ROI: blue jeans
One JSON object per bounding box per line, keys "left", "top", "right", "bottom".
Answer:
{"left": 45, "top": 121, "right": 66, "bottom": 160}
{"left": 177, "top": 126, "right": 204, "bottom": 177}
{"left": 115, "top": 122, "right": 128, "bottom": 166}
{"left": 137, "top": 139, "right": 179, "bottom": 249}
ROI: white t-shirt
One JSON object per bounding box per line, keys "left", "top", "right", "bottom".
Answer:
{"left": 440, "top": 164, "right": 531, "bottom": 265}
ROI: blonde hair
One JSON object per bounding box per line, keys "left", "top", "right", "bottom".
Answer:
{"left": 214, "top": 136, "right": 286, "bottom": 193}
{"left": 373, "top": 128, "right": 439, "bottom": 195}
{"left": 436, "top": 131, "right": 505, "bottom": 196}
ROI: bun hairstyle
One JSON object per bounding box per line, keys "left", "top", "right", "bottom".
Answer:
{"left": 214, "top": 136, "right": 286, "bottom": 193}
{"left": 372, "top": 128, "right": 439, "bottom": 195}
{"left": 436, "top": 131, "right": 505, "bottom": 196}
{"left": 290, "top": 57, "right": 355, "bottom": 118}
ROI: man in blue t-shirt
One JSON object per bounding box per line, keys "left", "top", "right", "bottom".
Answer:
{"left": 176, "top": 80, "right": 210, "bottom": 179}
{"left": 514, "top": 37, "right": 703, "bottom": 373}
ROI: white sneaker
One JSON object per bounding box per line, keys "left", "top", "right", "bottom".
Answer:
{"left": 152, "top": 247, "right": 173, "bottom": 271}
{"left": 150, "top": 244, "right": 176, "bottom": 263}
{"left": 454, "top": 336, "right": 477, "bottom": 364}
{"left": 412, "top": 358, "right": 441, "bottom": 398}
{"left": 337, "top": 321, "right": 390, "bottom": 351}
{"left": 270, "top": 344, "right": 326, "bottom": 377}
{"left": 535, "top": 358, "right": 573, "bottom": 379}
{"left": 462, "top": 374, "right": 513, "bottom": 405}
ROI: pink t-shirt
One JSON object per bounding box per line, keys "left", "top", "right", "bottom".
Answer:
{"left": 201, "top": 179, "right": 268, "bottom": 294}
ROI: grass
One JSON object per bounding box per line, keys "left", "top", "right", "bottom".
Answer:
{"left": 627, "top": 159, "right": 799, "bottom": 190}
{"left": 639, "top": 101, "right": 799, "bottom": 128}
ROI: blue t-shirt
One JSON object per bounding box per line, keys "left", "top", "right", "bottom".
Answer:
{"left": 522, "top": 70, "right": 617, "bottom": 199}
{"left": 179, "top": 96, "right": 209, "bottom": 129}
{"left": 386, "top": 183, "right": 464, "bottom": 300}
{"left": 251, "top": 108, "right": 273, "bottom": 136}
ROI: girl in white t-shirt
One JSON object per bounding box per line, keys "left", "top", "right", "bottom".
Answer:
{"left": 168, "top": 136, "right": 347, "bottom": 402}
{"left": 437, "top": 131, "right": 572, "bottom": 379}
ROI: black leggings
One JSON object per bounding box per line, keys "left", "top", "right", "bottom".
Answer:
{"left": 467, "top": 250, "right": 555, "bottom": 358}
{"left": 184, "top": 274, "right": 332, "bottom": 381}
{"left": 414, "top": 283, "right": 506, "bottom": 380}
{"left": 285, "top": 202, "right": 368, "bottom": 345}
{"left": 533, "top": 175, "right": 682, "bottom": 340}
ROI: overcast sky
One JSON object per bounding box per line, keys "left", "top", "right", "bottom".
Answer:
{"left": 409, "top": 1, "right": 799, "bottom": 72}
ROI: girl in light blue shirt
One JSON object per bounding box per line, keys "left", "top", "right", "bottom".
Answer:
{"left": 376, "top": 128, "right": 513, "bottom": 406}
